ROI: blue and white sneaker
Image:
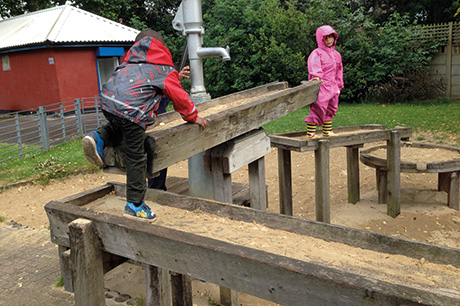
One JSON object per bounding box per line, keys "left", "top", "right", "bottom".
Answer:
{"left": 82, "top": 131, "right": 104, "bottom": 167}
{"left": 124, "top": 201, "right": 157, "bottom": 220}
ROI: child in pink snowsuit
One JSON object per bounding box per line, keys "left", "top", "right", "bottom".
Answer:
{"left": 305, "top": 25, "right": 344, "bottom": 139}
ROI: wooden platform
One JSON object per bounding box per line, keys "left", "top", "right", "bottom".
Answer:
{"left": 45, "top": 182, "right": 460, "bottom": 306}
{"left": 269, "top": 125, "right": 413, "bottom": 221}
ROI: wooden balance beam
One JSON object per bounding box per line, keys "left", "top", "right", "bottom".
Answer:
{"left": 45, "top": 182, "right": 460, "bottom": 306}
{"left": 102, "top": 81, "right": 321, "bottom": 176}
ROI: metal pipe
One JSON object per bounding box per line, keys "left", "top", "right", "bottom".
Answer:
{"left": 196, "top": 46, "right": 231, "bottom": 61}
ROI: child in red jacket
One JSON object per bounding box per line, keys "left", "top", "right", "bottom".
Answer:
{"left": 305, "top": 25, "right": 344, "bottom": 139}
{"left": 83, "top": 30, "right": 208, "bottom": 220}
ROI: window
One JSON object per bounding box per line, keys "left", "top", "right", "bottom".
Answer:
{"left": 2, "top": 55, "right": 10, "bottom": 71}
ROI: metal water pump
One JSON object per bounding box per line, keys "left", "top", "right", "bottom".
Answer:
{"left": 173, "top": 0, "right": 230, "bottom": 102}
{"left": 173, "top": 0, "right": 231, "bottom": 199}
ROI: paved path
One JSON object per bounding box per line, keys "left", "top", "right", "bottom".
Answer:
{"left": 0, "top": 222, "right": 135, "bottom": 306}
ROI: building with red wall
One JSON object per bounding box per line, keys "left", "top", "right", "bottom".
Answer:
{"left": 0, "top": 5, "right": 139, "bottom": 112}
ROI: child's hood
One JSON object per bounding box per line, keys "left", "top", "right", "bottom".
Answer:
{"left": 124, "top": 36, "right": 174, "bottom": 66}
{"left": 316, "top": 25, "right": 338, "bottom": 50}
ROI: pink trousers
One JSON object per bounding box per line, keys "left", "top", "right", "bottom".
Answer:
{"left": 304, "top": 92, "right": 339, "bottom": 126}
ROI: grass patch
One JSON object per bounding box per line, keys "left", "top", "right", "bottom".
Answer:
{"left": 55, "top": 276, "right": 65, "bottom": 288}
{"left": 0, "top": 138, "right": 98, "bottom": 186}
{"left": 0, "top": 100, "right": 458, "bottom": 187}
{"left": 0, "top": 216, "right": 6, "bottom": 222}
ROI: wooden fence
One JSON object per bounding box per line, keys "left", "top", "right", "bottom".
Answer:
{"left": 424, "top": 21, "right": 460, "bottom": 99}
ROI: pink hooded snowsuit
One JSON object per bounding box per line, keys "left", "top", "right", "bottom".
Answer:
{"left": 304, "top": 25, "right": 344, "bottom": 126}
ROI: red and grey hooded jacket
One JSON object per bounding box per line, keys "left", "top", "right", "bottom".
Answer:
{"left": 101, "top": 37, "right": 198, "bottom": 129}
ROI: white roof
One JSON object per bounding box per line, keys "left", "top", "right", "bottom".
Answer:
{"left": 0, "top": 5, "right": 140, "bottom": 51}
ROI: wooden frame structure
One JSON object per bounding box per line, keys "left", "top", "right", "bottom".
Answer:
{"left": 360, "top": 141, "right": 460, "bottom": 211}
{"left": 45, "top": 182, "right": 460, "bottom": 306}
{"left": 269, "top": 125, "right": 413, "bottom": 220}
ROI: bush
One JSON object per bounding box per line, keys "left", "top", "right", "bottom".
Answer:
{"left": 367, "top": 69, "right": 447, "bottom": 103}
{"left": 166, "top": 1, "right": 445, "bottom": 103}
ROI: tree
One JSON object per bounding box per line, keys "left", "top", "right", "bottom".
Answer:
{"left": 354, "top": 0, "right": 460, "bottom": 24}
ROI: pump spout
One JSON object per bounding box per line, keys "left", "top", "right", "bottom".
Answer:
{"left": 196, "top": 46, "right": 231, "bottom": 61}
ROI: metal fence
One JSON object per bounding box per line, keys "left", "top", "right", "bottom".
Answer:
{"left": 0, "top": 95, "right": 106, "bottom": 163}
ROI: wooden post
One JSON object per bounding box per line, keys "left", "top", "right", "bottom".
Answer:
{"left": 211, "top": 145, "right": 233, "bottom": 204}
{"left": 346, "top": 144, "right": 363, "bottom": 204}
{"left": 447, "top": 22, "right": 453, "bottom": 98}
{"left": 145, "top": 265, "right": 171, "bottom": 306}
{"left": 387, "top": 131, "right": 401, "bottom": 217}
{"left": 248, "top": 157, "right": 267, "bottom": 211}
{"left": 376, "top": 167, "right": 388, "bottom": 204}
{"left": 210, "top": 145, "right": 238, "bottom": 306}
{"left": 68, "top": 218, "right": 105, "bottom": 306}
{"left": 58, "top": 246, "right": 73, "bottom": 292}
{"left": 439, "top": 171, "right": 460, "bottom": 210}
{"left": 278, "top": 148, "right": 293, "bottom": 215}
{"left": 315, "top": 140, "right": 330, "bottom": 223}
{"left": 171, "top": 273, "right": 192, "bottom": 306}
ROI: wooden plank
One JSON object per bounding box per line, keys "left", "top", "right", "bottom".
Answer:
{"left": 69, "top": 218, "right": 105, "bottom": 306}
{"left": 45, "top": 200, "right": 459, "bottom": 306}
{"left": 387, "top": 131, "right": 401, "bottom": 218}
{"left": 315, "top": 140, "right": 330, "bottom": 223}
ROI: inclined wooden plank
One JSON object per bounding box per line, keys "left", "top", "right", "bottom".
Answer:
{"left": 45, "top": 201, "right": 458, "bottom": 306}
{"left": 152, "top": 82, "right": 289, "bottom": 125}
{"left": 145, "top": 81, "right": 320, "bottom": 172}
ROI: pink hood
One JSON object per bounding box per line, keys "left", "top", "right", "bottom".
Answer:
{"left": 316, "top": 25, "right": 338, "bottom": 51}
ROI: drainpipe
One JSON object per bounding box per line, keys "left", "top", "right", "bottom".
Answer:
{"left": 173, "top": 0, "right": 231, "bottom": 200}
